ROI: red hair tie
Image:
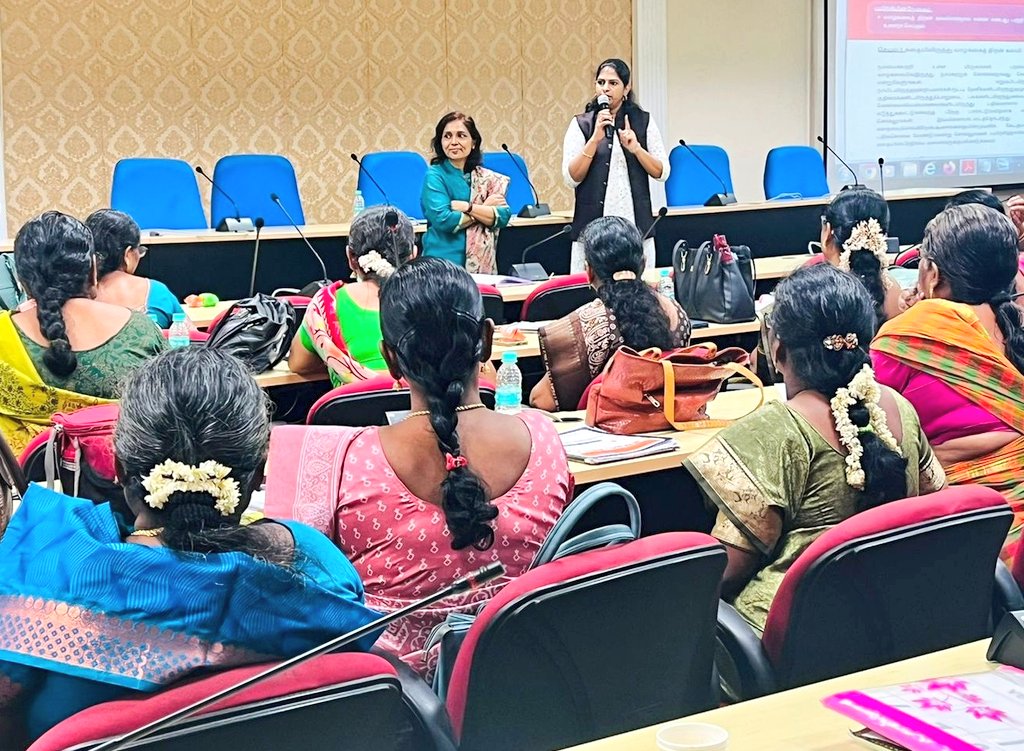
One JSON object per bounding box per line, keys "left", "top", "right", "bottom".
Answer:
{"left": 445, "top": 453, "right": 468, "bottom": 471}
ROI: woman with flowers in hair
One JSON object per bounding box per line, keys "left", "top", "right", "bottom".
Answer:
{"left": 685, "top": 264, "right": 944, "bottom": 633}
{"left": 288, "top": 205, "right": 417, "bottom": 386}
{"left": 872, "top": 204, "right": 1024, "bottom": 561}
{"left": 0, "top": 348, "right": 380, "bottom": 745}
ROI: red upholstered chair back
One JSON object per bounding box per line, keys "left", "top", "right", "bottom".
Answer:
{"left": 476, "top": 283, "right": 505, "bottom": 324}
{"left": 18, "top": 428, "right": 53, "bottom": 484}
{"left": 27, "top": 653, "right": 437, "bottom": 751}
{"left": 894, "top": 247, "right": 921, "bottom": 268}
{"left": 307, "top": 376, "right": 497, "bottom": 426}
{"left": 445, "top": 533, "right": 727, "bottom": 751}
{"left": 761, "top": 486, "right": 1011, "bottom": 690}
{"left": 519, "top": 273, "right": 595, "bottom": 322}
{"left": 801, "top": 253, "right": 826, "bottom": 268}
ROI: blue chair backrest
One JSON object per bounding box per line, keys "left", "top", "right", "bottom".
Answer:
{"left": 211, "top": 154, "right": 304, "bottom": 228}
{"left": 665, "top": 145, "right": 735, "bottom": 207}
{"left": 482, "top": 151, "right": 535, "bottom": 214}
{"left": 110, "top": 158, "right": 207, "bottom": 230}
{"left": 763, "top": 145, "right": 830, "bottom": 200}
{"left": 358, "top": 151, "right": 429, "bottom": 221}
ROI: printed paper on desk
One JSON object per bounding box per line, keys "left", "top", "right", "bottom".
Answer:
{"left": 559, "top": 425, "right": 677, "bottom": 464}
{"left": 823, "top": 666, "right": 1024, "bottom": 751}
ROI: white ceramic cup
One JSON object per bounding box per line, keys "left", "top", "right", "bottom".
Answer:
{"left": 655, "top": 722, "right": 729, "bottom": 751}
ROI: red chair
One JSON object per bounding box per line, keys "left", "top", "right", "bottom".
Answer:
{"left": 444, "top": 533, "right": 727, "bottom": 751}
{"left": 801, "top": 253, "right": 826, "bottom": 268}
{"left": 18, "top": 428, "right": 52, "bottom": 484}
{"left": 307, "top": 376, "right": 497, "bottom": 426}
{"left": 717, "top": 486, "right": 1012, "bottom": 700}
{"left": 28, "top": 653, "right": 452, "bottom": 751}
{"left": 894, "top": 246, "right": 921, "bottom": 268}
{"left": 476, "top": 283, "right": 505, "bottom": 325}
{"left": 519, "top": 273, "right": 595, "bottom": 322}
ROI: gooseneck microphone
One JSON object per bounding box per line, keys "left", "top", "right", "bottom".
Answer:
{"left": 270, "top": 192, "right": 329, "bottom": 287}
{"left": 350, "top": 153, "right": 391, "bottom": 206}
{"left": 195, "top": 165, "right": 255, "bottom": 232}
{"left": 90, "top": 563, "right": 506, "bottom": 751}
{"left": 596, "top": 94, "right": 614, "bottom": 139}
{"left": 816, "top": 136, "right": 861, "bottom": 191}
{"left": 877, "top": 157, "right": 886, "bottom": 197}
{"left": 510, "top": 225, "right": 572, "bottom": 281}
{"left": 247, "top": 217, "right": 266, "bottom": 298}
{"left": 678, "top": 140, "right": 738, "bottom": 206}
{"left": 500, "top": 143, "right": 551, "bottom": 218}
{"left": 641, "top": 206, "right": 668, "bottom": 242}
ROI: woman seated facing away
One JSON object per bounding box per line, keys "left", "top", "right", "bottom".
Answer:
{"left": 530, "top": 216, "right": 691, "bottom": 412}
{"left": 266, "top": 257, "right": 573, "bottom": 678}
{"left": 0, "top": 211, "right": 165, "bottom": 454}
{"left": 0, "top": 348, "right": 380, "bottom": 748}
{"left": 941, "top": 190, "right": 1024, "bottom": 300}
{"left": 686, "top": 265, "right": 944, "bottom": 633}
{"left": 420, "top": 111, "right": 511, "bottom": 274}
{"left": 819, "top": 187, "right": 901, "bottom": 324}
{"left": 86, "top": 208, "right": 185, "bottom": 328}
{"left": 289, "top": 206, "right": 417, "bottom": 386}
{"left": 872, "top": 204, "right": 1024, "bottom": 560}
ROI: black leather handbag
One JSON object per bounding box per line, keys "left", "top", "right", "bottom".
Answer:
{"left": 673, "top": 235, "right": 756, "bottom": 324}
{"left": 205, "top": 294, "right": 298, "bottom": 372}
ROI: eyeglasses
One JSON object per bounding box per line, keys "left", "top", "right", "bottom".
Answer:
{"left": 132, "top": 244, "right": 148, "bottom": 258}
{"left": 820, "top": 215, "right": 827, "bottom": 229}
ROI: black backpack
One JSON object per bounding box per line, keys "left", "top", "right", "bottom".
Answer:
{"left": 205, "top": 294, "right": 298, "bottom": 372}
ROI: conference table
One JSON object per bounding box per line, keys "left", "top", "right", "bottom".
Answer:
{"left": 0, "top": 187, "right": 954, "bottom": 301}
{"left": 567, "top": 640, "right": 994, "bottom": 750}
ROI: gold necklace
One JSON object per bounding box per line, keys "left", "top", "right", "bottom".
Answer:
{"left": 406, "top": 403, "right": 487, "bottom": 419}
{"left": 130, "top": 527, "right": 164, "bottom": 538}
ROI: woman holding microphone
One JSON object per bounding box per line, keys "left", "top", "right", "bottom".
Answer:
{"left": 562, "top": 58, "right": 670, "bottom": 272}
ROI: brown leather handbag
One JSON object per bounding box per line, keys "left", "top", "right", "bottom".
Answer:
{"left": 585, "top": 344, "right": 763, "bottom": 434}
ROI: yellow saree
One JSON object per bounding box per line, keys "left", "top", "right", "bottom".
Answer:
{"left": 0, "top": 312, "right": 108, "bottom": 455}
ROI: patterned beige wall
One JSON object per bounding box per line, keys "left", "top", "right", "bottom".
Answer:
{"left": 0, "top": 0, "right": 632, "bottom": 231}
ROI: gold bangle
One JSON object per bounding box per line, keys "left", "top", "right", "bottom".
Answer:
{"left": 581, "top": 150, "right": 594, "bottom": 159}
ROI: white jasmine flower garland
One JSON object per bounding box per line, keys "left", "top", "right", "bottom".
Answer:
{"left": 829, "top": 365, "right": 902, "bottom": 490}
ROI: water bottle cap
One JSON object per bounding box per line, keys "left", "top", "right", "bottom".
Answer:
{"left": 172, "top": 312, "right": 186, "bottom": 322}
{"left": 660, "top": 269, "right": 670, "bottom": 276}
{"left": 355, "top": 189, "right": 363, "bottom": 196}
{"left": 501, "top": 351, "right": 518, "bottom": 364}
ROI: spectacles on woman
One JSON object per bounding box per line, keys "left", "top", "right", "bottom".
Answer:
{"left": 130, "top": 244, "right": 148, "bottom": 258}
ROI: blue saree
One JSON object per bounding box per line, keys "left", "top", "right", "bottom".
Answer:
{"left": 0, "top": 484, "right": 382, "bottom": 740}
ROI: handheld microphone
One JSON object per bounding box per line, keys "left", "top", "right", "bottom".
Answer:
{"left": 641, "top": 206, "right": 668, "bottom": 242}
{"left": 90, "top": 562, "right": 506, "bottom": 751}
{"left": 350, "top": 153, "right": 391, "bottom": 206}
{"left": 596, "top": 94, "right": 614, "bottom": 140}
{"left": 270, "top": 192, "right": 329, "bottom": 287}
{"left": 195, "top": 165, "right": 255, "bottom": 232}
{"left": 247, "top": 217, "right": 266, "bottom": 298}
{"left": 500, "top": 143, "right": 550, "bottom": 218}
{"left": 678, "top": 140, "right": 738, "bottom": 206}
{"left": 816, "top": 136, "right": 861, "bottom": 191}
{"left": 877, "top": 157, "right": 886, "bottom": 197}
{"left": 510, "top": 225, "right": 572, "bottom": 281}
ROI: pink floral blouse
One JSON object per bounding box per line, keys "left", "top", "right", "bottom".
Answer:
{"left": 265, "top": 408, "right": 573, "bottom": 677}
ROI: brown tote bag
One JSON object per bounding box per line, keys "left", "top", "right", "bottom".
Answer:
{"left": 585, "top": 344, "right": 764, "bottom": 435}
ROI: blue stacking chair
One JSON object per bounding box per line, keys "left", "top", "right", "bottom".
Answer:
{"left": 210, "top": 154, "right": 304, "bottom": 228}
{"left": 110, "top": 158, "right": 207, "bottom": 230}
{"left": 665, "top": 144, "right": 735, "bottom": 207}
{"left": 763, "top": 145, "right": 830, "bottom": 200}
{"left": 482, "top": 151, "right": 535, "bottom": 215}
{"left": 358, "top": 151, "right": 429, "bottom": 221}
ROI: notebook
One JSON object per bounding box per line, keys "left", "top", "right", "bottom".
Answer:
{"left": 559, "top": 426, "right": 678, "bottom": 464}
{"left": 823, "top": 666, "right": 1024, "bottom": 750}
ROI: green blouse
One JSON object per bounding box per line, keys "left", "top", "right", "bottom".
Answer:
{"left": 16, "top": 311, "right": 167, "bottom": 398}
{"left": 684, "top": 395, "right": 946, "bottom": 633}
{"left": 299, "top": 285, "right": 387, "bottom": 387}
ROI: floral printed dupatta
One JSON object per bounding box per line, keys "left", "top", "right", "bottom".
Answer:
{"left": 464, "top": 167, "right": 510, "bottom": 275}
{"left": 301, "top": 282, "right": 379, "bottom": 387}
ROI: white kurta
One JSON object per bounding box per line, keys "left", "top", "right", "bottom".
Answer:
{"left": 562, "top": 115, "right": 670, "bottom": 272}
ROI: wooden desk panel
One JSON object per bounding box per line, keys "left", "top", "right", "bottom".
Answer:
{"left": 567, "top": 640, "right": 993, "bottom": 751}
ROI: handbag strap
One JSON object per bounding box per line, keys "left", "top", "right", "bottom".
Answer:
{"left": 661, "top": 360, "right": 765, "bottom": 431}
{"left": 530, "top": 482, "right": 642, "bottom": 569}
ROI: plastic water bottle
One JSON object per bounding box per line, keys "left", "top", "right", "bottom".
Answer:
{"left": 658, "top": 268, "right": 674, "bottom": 301}
{"left": 352, "top": 189, "right": 365, "bottom": 218}
{"left": 168, "top": 312, "right": 190, "bottom": 349}
{"left": 495, "top": 351, "right": 522, "bottom": 414}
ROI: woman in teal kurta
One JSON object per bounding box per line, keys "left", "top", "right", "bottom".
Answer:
{"left": 420, "top": 111, "right": 511, "bottom": 273}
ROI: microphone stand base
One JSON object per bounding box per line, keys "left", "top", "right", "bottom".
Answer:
{"left": 517, "top": 203, "right": 551, "bottom": 219}
{"left": 508, "top": 262, "right": 549, "bottom": 281}
{"left": 216, "top": 217, "right": 256, "bottom": 232}
{"left": 704, "top": 193, "right": 738, "bottom": 207}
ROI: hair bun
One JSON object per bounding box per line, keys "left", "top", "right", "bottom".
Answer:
{"left": 166, "top": 491, "right": 223, "bottom": 531}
